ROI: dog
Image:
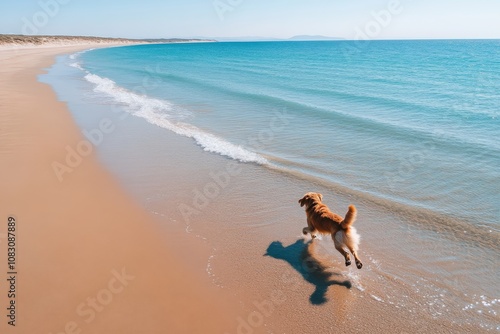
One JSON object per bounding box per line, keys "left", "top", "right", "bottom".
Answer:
{"left": 299, "top": 192, "right": 362, "bottom": 269}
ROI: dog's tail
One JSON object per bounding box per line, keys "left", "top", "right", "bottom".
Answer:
{"left": 340, "top": 205, "right": 357, "bottom": 229}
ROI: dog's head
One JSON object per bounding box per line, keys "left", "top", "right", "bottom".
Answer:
{"left": 298, "top": 192, "right": 323, "bottom": 208}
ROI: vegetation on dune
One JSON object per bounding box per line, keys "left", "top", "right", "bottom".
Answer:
{"left": 0, "top": 34, "right": 215, "bottom": 45}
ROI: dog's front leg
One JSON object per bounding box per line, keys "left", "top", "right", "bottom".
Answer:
{"left": 302, "top": 227, "right": 317, "bottom": 238}
{"left": 303, "top": 218, "right": 318, "bottom": 238}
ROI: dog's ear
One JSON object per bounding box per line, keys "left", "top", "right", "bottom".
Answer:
{"left": 317, "top": 193, "right": 323, "bottom": 201}
{"left": 299, "top": 195, "right": 308, "bottom": 207}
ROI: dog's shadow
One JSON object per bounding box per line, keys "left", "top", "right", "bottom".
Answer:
{"left": 264, "top": 239, "right": 352, "bottom": 305}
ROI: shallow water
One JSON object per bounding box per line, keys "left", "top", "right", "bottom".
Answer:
{"left": 77, "top": 40, "right": 500, "bottom": 233}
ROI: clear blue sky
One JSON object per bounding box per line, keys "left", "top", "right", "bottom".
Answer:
{"left": 1, "top": 0, "right": 499, "bottom": 40}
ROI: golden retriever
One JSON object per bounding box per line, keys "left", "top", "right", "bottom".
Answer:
{"left": 299, "top": 192, "right": 362, "bottom": 269}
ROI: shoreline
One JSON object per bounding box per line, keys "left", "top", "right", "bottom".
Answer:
{"left": 2, "top": 41, "right": 496, "bottom": 333}
{"left": 62, "top": 44, "right": 498, "bottom": 333}
{"left": 0, "top": 44, "right": 239, "bottom": 333}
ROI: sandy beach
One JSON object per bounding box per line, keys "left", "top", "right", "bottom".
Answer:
{"left": 0, "top": 44, "right": 240, "bottom": 333}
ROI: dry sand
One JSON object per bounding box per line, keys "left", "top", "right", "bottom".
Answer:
{"left": 0, "top": 44, "right": 240, "bottom": 333}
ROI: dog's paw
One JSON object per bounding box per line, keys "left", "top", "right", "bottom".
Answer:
{"left": 345, "top": 260, "right": 351, "bottom": 267}
{"left": 356, "top": 261, "right": 363, "bottom": 269}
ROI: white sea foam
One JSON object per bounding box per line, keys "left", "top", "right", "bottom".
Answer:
{"left": 83, "top": 72, "right": 268, "bottom": 164}
{"left": 69, "top": 62, "right": 83, "bottom": 70}
{"left": 69, "top": 49, "right": 91, "bottom": 60}
{"left": 370, "top": 294, "right": 384, "bottom": 302}
{"left": 68, "top": 50, "right": 95, "bottom": 72}
{"left": 345, "top": 271, "right": 365, "bottom": 291}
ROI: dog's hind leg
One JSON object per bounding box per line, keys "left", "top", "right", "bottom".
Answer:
{"left": 332, "top": 235, "right": 351, "bottom": 266}
{"left": 346, "top": 245, "right": 362, "bottom": 269}
{"left": 344, "top": 229, "right": 362, "bottom": 269}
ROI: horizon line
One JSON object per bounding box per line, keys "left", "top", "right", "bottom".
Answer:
{"left": 1, "top": 33, "right": 499, "bottom": 43}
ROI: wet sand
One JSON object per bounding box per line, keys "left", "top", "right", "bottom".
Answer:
{"left": 0, "top": 45, "right": 240, "bottom": 333}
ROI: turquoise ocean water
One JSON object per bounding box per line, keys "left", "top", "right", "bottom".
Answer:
{"left": 75, "top": 40, "right": 499, "bottom": 233}
{"left": 42, "top": 40, "right": 500, "bottom": 330}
